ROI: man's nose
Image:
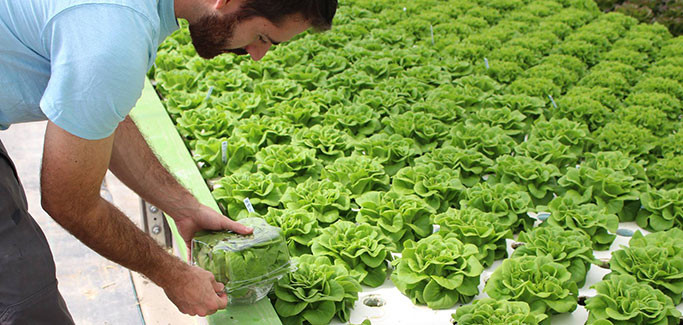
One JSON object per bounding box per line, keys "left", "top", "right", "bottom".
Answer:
{"left": 244, "top": 42, "right": 271, "bottom": 61}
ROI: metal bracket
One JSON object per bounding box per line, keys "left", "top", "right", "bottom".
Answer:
{"left": 140, "top": 199, "right": 172, "bottom": 249}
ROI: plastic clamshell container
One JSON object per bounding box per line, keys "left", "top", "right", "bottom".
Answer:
{"left": 192, "top": 217, "right": 293, "bottom": 305}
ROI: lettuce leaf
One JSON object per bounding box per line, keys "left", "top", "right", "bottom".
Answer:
{"left": 447, "top": 122, "right": 517, "bottom": 160}
{"left": 382, "top": 111, "right": 450, "bottom": 151}
{"left": 557, "top": 165, "right": 643, "bottom": 222}
{"left": 323, "top": 103, "right": 382, "bottom": 137}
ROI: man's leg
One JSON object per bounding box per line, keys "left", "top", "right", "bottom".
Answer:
{"left": 0, "top": 139, "right": 74, "bottom": 325}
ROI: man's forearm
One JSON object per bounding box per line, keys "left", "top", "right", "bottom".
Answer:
{"left": 109, "top": 116, "right": 199, "bottom": 220}
{"left": 42, "top": 121, "right": 232, "bottom": 316}
{"left": 52, "top": 196, "right": 188, "bottom": 287}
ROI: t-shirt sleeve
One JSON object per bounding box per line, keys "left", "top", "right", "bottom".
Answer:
{"left": 40, "top": 4, "right": 156, "bottom": 140}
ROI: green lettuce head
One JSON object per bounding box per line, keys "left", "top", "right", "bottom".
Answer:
{"left": 353, "top": 133, "right": 422, "bottom": 176}
{"left": 392, "top": 164, "right": 465, "bottom": 213}
{"left": 528, "top": 117, "right": 591, "bottom": 157}
{"left": 355, "top": 191, "right": 435, "bottom": 252}
{"left": 311, "top": 221, "right": 395, "bottom": 287}
{"left": 273, "top": 254, "right": 361, "bottom": 325}
{"left": 543, "top": 194, "right": 619, "bottom": 250}
{"left": 414, "top": 146, "right": 494, "bottom": 187}
{"left": 381, "top": 111, "right": 450, "bottom": 151}
{"left": 390, "top": 234, "right": 484, "bottom": 309}
{"left": 592, "top": 121, "right": 657, "bottom": 161}
{"left": 515, "top": 138, "right": 579, "bottom": 173}
{"left": 434, "top": 207, "right": 512, "bottom": 268}
{"left": 191, "top": 137, "right": 256, "bottom": 179}
{"left": 460, "top": 182, "right": 534, "bottom": 232}
{"left": 485, "top": 255, "right": 578, "bottom": 316}
{"left": 447, "top": 122, "right": 516, "bottom": 159}
{"left": 261, "top": 208, "right": 321, "bottom": 257}
{"left": 254, "top": 144, "right": 322, "bottom": 184}
{"left": 452, "top": 298, "right": 548, "bottom": 325}
{"left": 585, "top": 274, "right": 681, "bottom": 325}
{"left": 265, "top": 97, "right": 323, "bottom": 127}
{"left": 646, "top": 155, "right": 683, "bottom": 190}
{"left": 321, "top": 155, "right": 390, "bottom": 196}
{"left": 212, "top": 171, "right": 286, "bottom": 220}
{"left": 608, "top": 228, "right": 683, "bottom": 304}
{"left": 557, "top": 165, "right": 642, "bottom": 222}
{"left": 232, "top": 115, "right": 294, "bottom": 148}
{"left": 513, "top": 226, "right": 596, "bottom": 287}
{"left": 490, "top": 155, "right": 561, "bottom": 205}
{"left": 176, "top": 108, "right": 235, "bottom": 143}
{"left": 293, "top": 125, "right": 354, "bottom": 163}
{"left": 280, "top": 178, "right": 352, "bottom": 225}
{"left": 636, "top": 187, "right": 683, "bottom": 232}
{"left": 323, "top": 103, "right": 382, "bottom": 137}
{"left": 470, "top": 106, "right": 528, "bottom": 140}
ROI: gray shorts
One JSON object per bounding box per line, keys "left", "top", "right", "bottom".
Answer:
{"left": 0, "top": 140, "right": 74, "bottom": 325}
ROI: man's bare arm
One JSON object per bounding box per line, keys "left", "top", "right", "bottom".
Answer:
{"left": 109, "top": 116, "right": 199, "bottom": 223}
{"left": 40, "top": 121, "right": 226, "bottom": 316}
{"left": 108, "top": 116, "right": 252, "bottom": 249}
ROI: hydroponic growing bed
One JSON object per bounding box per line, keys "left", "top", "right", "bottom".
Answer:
{"left": 141, "top": 0, "right": 683, "bottom": 323}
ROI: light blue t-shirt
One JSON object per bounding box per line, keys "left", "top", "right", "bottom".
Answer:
{"left": 0, "top": 0, "right": 178, "bottom": 140}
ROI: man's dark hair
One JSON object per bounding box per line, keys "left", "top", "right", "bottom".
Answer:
{"left": 238, "top": 0, "right": 338, "bottom": 31}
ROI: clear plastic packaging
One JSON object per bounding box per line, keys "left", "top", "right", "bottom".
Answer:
{"left": 192, "top": 217, "right": 293, "bottom": 305}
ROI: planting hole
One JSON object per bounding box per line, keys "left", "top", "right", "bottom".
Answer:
{"left": 363, "top": 295, "right": 386, "bottom": 307}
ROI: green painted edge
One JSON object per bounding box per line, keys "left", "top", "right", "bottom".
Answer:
{"left": 129, "top": 77, "right": 282, "bottom": 325}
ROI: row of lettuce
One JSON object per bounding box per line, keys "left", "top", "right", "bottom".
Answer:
{"left": 151, "top": 0, "right": 682, "bottom": 323}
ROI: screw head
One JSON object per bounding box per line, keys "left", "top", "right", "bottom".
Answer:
{"left": 149, "top": 205, "right": 159, "bottom": 213}
{"left": 152, "top": 225, "right": 161, "bottom": 234}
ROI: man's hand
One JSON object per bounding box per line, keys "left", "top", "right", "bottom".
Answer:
{"left": 162, "top": 263, "right": 229, "bottom": 316}
{"left": 174, "top": 203, "right": 253, "bottom": 256}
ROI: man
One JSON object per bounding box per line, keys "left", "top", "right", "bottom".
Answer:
{"left": 0, "top": 0, "right": 337, "bottom": 323}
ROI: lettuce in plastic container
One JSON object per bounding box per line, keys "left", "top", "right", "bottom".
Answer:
{"left": 192, "top": 217, "right": 293, "bottom": 305}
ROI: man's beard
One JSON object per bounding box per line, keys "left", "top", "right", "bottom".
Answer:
{"left": 188, "top": 12, "right": 249, "bottom": 59}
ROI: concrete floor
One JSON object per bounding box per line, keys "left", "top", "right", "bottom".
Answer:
{"left": 0, "top": 121, "right": 194, "bottom": 325}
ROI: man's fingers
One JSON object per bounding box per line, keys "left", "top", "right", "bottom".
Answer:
{"left": 212, "top": 280, "right": 225, "bottom": 293}
{"left": 216, "top": 292, "right": 228, "bottom": 310}
{"left": 225, "top": 218, "right": 253, "bottom": 235}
